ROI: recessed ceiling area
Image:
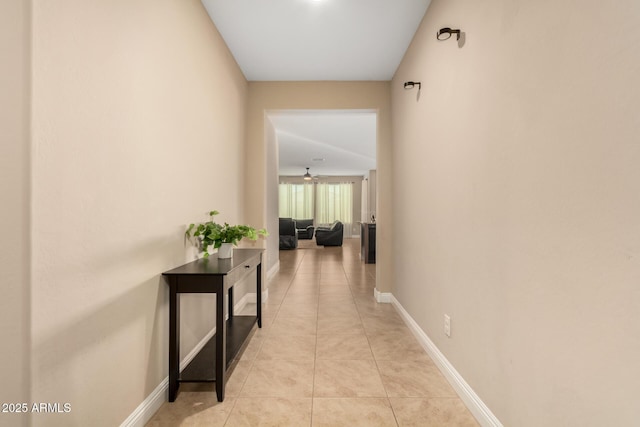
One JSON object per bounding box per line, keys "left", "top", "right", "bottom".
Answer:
{"left": 201, "top": 0, "right": 431, "bottom": 81}
{"left": 201, "top": 1, "right": 426, "bottom": 177}
{"left": 269, "top": 110, "right": 376, "bottom": 177}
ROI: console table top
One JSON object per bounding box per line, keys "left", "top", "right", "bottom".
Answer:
{"left": 162, "top": 248, "right": 263, "bottom": 276}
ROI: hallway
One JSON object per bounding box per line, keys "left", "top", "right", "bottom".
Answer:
{"left": 147, "top": 239, "right": 478, "bottom": 426}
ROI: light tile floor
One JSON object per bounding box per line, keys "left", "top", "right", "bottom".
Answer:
{"left": 147, "top": 239, "right": 478, "bottom": 426}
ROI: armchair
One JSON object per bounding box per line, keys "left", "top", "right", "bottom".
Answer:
{"left": 315, "top": 221, "right": 344, "bottom": 246}
{"left": 295, "top": 219, "right": 315, "bottom": 240}
{"left": 279, "top": 218, "right": 298, "bottom": 250}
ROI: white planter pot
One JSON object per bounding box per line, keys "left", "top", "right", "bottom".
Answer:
{"left": 218, "top": 243, "right": 233, "bottom": 259}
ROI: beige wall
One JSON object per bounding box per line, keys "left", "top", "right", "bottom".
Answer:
{"left": 392, "top": 0, "right": 640, "bottom": 425}
{"left": 367, "top": 169, "right": 377, "bottom": 221}
{"left": 30, "top": 1, "right": 247, "bottom": 425}
{"left": 246, "top": 82, "right": 393, "bottom": 292}
{"left": 264, "top": 118, "right": 280, "bottom": 274}
{"left": 0, "top": 1, "right": 31, "bottom": 426}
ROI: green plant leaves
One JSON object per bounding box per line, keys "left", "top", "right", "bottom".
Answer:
{"left": 185, "top": 210, "right": 268, "bottom": 257}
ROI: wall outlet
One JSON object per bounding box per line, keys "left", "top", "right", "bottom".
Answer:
{"left": 444, "top": 314, "right": 451, "bottom": 337}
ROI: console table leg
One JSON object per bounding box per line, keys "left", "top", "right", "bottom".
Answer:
{"left": 257, "top": 263, "right": 262, "bottom": 328}
{"left": 168, "top": 286, "right": 180, "bottom": 402}
{"left": 215, "top": 286, "right": 227, "bottom": 402}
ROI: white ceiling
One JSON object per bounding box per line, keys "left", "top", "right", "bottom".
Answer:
{"left": 201, "top": 0, "right": 431, "bottom": 176}
{"left": 201, "top": 0, "right": 431, "bottom": 81}
{"left": 269, "top": 110, "right": 377, "bottom": 176}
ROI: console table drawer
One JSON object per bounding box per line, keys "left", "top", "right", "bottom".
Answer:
{"left": 226, "top": 253, "right": 260, "bottom": 285}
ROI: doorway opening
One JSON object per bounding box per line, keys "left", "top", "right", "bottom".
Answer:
{"left": 266, "top": 109, "right": 377, "bottom": 254}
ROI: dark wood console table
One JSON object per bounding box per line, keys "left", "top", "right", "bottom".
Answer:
{"left": 360, "top": 222, "right": 376, "bottom": 264}
{"left": 162, "top": 249, "right": 263, "bottom": 402}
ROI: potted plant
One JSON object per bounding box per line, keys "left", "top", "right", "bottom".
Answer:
{"left": 186, "top": 210, "right": 268, "bottom": 259}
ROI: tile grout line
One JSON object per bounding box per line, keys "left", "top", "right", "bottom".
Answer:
{"left": 344, "top": 243, "right": 401, "bottom": 426}
{"left": 309, "top": 248, "right": 318, "bottom": 427}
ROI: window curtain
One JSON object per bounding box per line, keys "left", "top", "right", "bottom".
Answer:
{"left": 315, "top": 182, "right": 353, "bottom": 233}
{"left": 279, "top": 183, "right": 314, "bottom": 219}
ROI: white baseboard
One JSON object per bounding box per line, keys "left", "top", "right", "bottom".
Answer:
{"left": 120, "top": 326, "right": 215, "bottom": 427}
{"left": 374, "top": 287, "right": 392, "bottom": 303}
{"left": 267, "top": 260, "right": 280, "bottom": 280}
{"left": 391, "top": 296, "right": 503, "bottom": 427}
{"left": 120, "top": 377, "right": 167, "bottom": 427}
{"left": 243, "top": 289, "right": 270, "bottom": 303}
{"left": 233, "top": 293, "right": 251, "bottom": 314}
{"left": 120, "top": 295, "right": 252, "bottom": 427}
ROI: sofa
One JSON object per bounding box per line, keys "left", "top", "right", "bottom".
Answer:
{"left": 295, "top": 219, "right": 315, "bottom": 240}
{"left": 315, "top": 221, "right": 344, "bottom": 246}
{"left": 279, "top": 218, "right": 298, "bottom": 249}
